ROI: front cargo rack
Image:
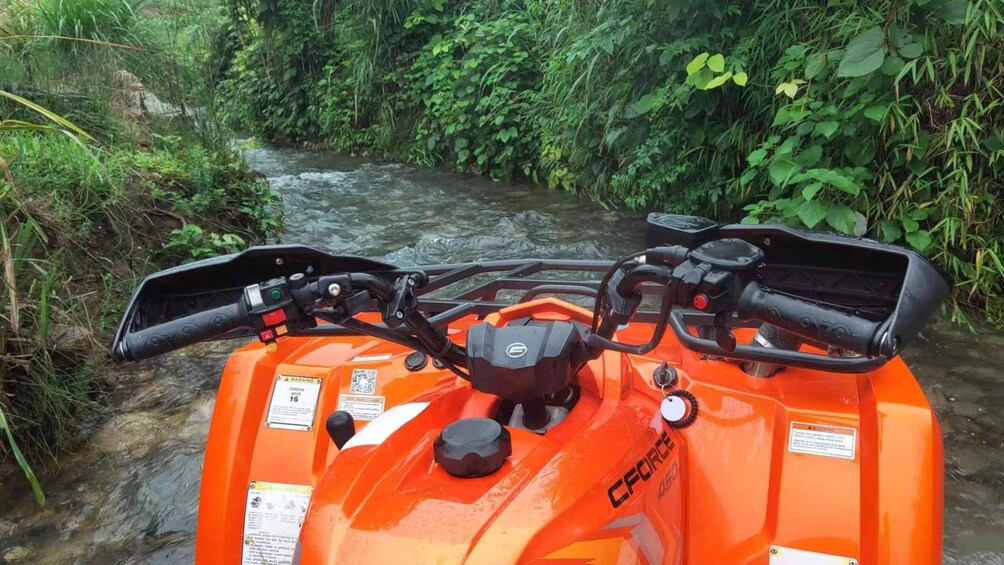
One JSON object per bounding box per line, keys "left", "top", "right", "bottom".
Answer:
{"left": 294, "top": 258, "right": 758, "bottom": 338}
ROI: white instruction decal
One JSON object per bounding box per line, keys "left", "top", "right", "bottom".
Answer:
{"left": 242, "top": 481, "right": 312, "bottom": 565}
{"left": 352, "top": 353, "right": 392, "bottom": 362}
{"left": 350, "top": 368, "right": 378, "bottom": 394}
{"left": 769, "top": 545, "right": 855, "bottom": 564}
{"left": 266, "top": 375, "right": 322, "bottom": 431}
{"left": 788, "top": 422, "right": 856, "bottom": 460}
{"left": 338, "top": 394, "right": 385, "bottom": 421}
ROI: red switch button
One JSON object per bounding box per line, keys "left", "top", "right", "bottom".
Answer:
{"left": 259, "top": 328, "right": 276, "bottom": 341}
{"left": 692, "top": 294, "right": 709, "bottom": 310}
{"left": 261, "top": 308, "right": 287, "bottom": 326}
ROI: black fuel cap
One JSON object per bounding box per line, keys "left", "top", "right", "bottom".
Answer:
{"left": 434, "top": 418, "right": 512, "bottom": 478}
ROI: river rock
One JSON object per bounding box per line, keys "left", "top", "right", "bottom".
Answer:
{"left": 91, "top": 411, "right": 162, "bottom": 456}
{"left": 2, "top": 546, "right": 31, "bottom": 562}
{"left": 49, "top": 324, "right": 92, "bottom": 356}
{"left": 951, "top": 444, "right": 994, "bottom": 476}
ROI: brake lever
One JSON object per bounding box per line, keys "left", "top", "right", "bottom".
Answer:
{"left": 712, "top": 312, "right": 736, "bottom": 352}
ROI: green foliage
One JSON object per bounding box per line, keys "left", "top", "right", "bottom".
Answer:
{"left": 406, "top": 5, "right": 540, "bottom": 177}
{"left": 0, "top": 0, "right": 284, "bottom": 499}
{"left": 218, "top": 0, "right": 1004, "bottom": 325}
{"left": 162, "top": 223, "right": 246, "bottom": 261}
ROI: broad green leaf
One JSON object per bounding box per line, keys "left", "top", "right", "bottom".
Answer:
{"left": 747, "top": 149, "right": 768, "bottom": 166}
{"left": 842, "top": 76, "right": 868, "bottom": 98}
{"left": 826, "top": 204, "right": 857, "bottom": 233}
{"left": 732, "top": 72, "right": 749, "bottom": 86}
{"left": 899, "top": 43, "right": 923, "bottom": 58}
{"left": 632, "top": 93, "right": 660, "bottom": 116}
{"left": 797, "top": 121, "right": 815, "bottom": 136}
{"left": 905, "top": 229, "right": 932, "bottom": 251}
{"left": 802, "top": 182, "right": 824, "bottom": 200}
{"left": 805, "top": 54, "right": 827, "bottom": 79}
{"left": 784, "top": 83, "right": 799, "bottom": 98}
{"left": 768, "top": 158, "right": 799, "bottom": 186}
{"left": 773, "top": 107, "right": 792, "bottom": 127}
{"left": 837, "top": 27, "right": 886, "bottom": 78}
{"left": 686, "top": 53, "right": 710, "bottom": 75}
{"left": 686, "top": 68, "right": 714, "bottom": 89}
{"left": 707, "top": 54, "right": 725, "bottom": 73}
{"left": 776, "top": 136, "right": 797, "bottom": 155}
{"left": 798, "top": 199, "right": 828, "bottom": 228}
{"left": 902, "top": 217, "right": 920, "bottom": 233}
{"left": 785, "top": 45, "right": 808, "bottom": 58}
{"left": 844, "top": 138, "right": 876, "bottom": 166}
{"left": 740, "top": 215, "right": 761, "bottom": 225}
{"left": 740, "top": 169, "right": 757, "bottom": 186}
{"left": 796, "top": 145, "right": 823, "bottom": 167}
{"left": 704, "top": 72, "right": 733, "bottom": 90}
{"left": 881, "top": 56, "right": 905, "bottom": 75}
{"left": 890, "top": 25, "right": 911, "bottom": 48}
{"left": 820, "top": 169, "right": 860, "bottom": 195}
{"left": 814, "top": 121, "right": 840, "bottom": 138}
{"left": 853, "top": 212, "right": 868, "bottom": 237}
{"left": 879, "top": 220, "right": 903, "bottom": 242}
{"left": 864, "top": 105, "right": 889, "bottom": 122}
{"left": 940, "top": 0, "right": 969, "bottom": 24}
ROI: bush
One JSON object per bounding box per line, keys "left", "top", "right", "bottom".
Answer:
{"left": 218, "top": 0, "right": 1004, "bottom": 325}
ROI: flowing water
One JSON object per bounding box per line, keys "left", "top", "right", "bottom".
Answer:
{"left": 1, "top": 146, "right": 1002, "bottom": 564}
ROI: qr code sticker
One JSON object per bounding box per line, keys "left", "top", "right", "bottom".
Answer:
{"left": 350, "top": 369, "right": 378, "bottom": 395}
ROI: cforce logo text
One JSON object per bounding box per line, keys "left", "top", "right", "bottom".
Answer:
{"left": 607, "top": 430, "right": 675, "bottom": 508}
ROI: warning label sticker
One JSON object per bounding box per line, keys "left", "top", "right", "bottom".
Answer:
{"left": 350, "top": 368, "right": 378, "bottom": 394}
{"left": 242, "top": 481, "right": 312, "bottom": 565}
{"left": 266, "top": 375, "right": 322, "bottom": 431}
{"left": 338, "top": 394, "right": 385, "bottom": 421}
{"left": 788, "top": 422, "right": 856, "bottom": 460}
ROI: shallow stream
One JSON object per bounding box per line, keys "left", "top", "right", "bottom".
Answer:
{"left": 1, "top": 147, "right": 1001, "bottom": 564}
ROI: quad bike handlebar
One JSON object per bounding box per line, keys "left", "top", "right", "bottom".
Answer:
{"left": 113, "top": 236, "right": 892, "bottom": 371}
{"left": 736, "top": 282, "right": 883, "bottom": 356}
{"left": 116, "top": 302, "right": 254, "bottom": 362}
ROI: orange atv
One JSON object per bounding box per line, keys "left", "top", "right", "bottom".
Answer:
{"left": 111, "top": 215, "right": 950, "bottom": 565}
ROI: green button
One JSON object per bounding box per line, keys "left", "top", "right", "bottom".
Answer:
{"left": 269, "top": 288, "right": 282, "bottom": 301}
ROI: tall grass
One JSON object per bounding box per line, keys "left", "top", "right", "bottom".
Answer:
{"left": 31, "top": 0, "right": 145, "bottom": 48}
{"left": 0, "top": 89, "right": 92, "bottom": 504}
{"left": 0, "top": 0, "right": 282, "bottom": 502}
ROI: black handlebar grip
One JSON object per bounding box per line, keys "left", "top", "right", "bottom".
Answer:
{"left": 113, "top": 301, "right": 252, "bottom": 362}
{"left": 736, "top": 283, "right": 882, "bottom": 356}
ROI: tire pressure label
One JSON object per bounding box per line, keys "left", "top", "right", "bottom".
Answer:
{"left": 266, "top": 376, "right": 322, "bottom": 431}
{"left": 242, "top": 481, "right": 312, "bottom": 565}
{"left": 788, "top": 422, "right": 856, "bottom": 460}
{"left": 338, "top": 394, "right": 385, "bottom": 421}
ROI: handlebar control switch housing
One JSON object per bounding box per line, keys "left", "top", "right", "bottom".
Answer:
{"left": 245, "top": 277, "right": 314, "bottom": 344}
{"left": 466, "top": 320, "right": 583, "bottom": 404}
{"left": 675, "top": 239, "right": 766, "bottom": 313}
